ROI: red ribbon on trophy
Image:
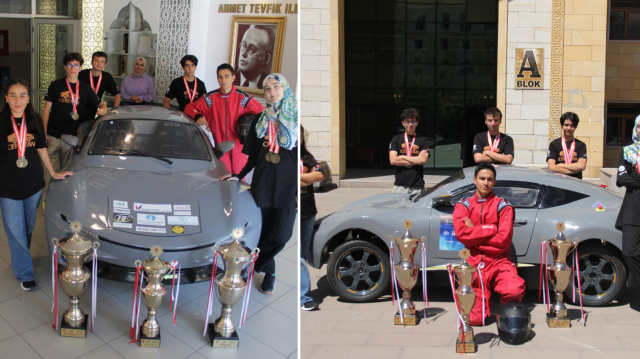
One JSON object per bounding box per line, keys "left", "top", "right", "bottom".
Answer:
{"left": 239, "top": 249, "right": 259, "bottom": 328}
{"left": 169, "top": 260, "right": 181, "bottom": 326}
{"left": 89, "top": 73, "right": 102, "bottom": 95}
{"left": 572, "top": 247, "right": 586, "bottom": 326}
{"left": 203, "top": 248, "right": 220, "bottom": 337}
{"left": 487, "top": 132, "right": 501, "bottom": 152}
{"left": 421, "top": 242, "right": 429, "bottom": 308}
{"left": 51, "top": 244, "right": 59, "bottom": 331}
{"left": 91, "top": 246, "right": 98, "bottom": 332}
{"left": 388, "top": 240, "right": 403, "bottom": 323}
{"left": 561, "top": 137, "right": 576, "bottom": 164}
{"left": 477, "top": 262, "right": 486, "bottom": 327}
{"left": 539, "top": 240, "right": 551, "bottom": 312}
{"left": 129, "top": 263, "right": 145, "bottom": 344}
{"left": 446, "top": 264, "right": 466, "bottom": 339}
{"left": 183, "top": 76, "right": 198, "bottom": 103}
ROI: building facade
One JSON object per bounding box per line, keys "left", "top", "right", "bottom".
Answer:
{"left": 302, "top": 0, "right": 639, "bottom": 183}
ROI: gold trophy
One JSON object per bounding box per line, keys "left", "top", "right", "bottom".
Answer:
{"left": 209, "top": 228, "right": 259, "bottom": 348}
{"left": 389, "top": 220, "right": 424, "bottom": 326}
{"left": 453, "top": 248, "right": 477, "bottom": 353}
{"left": 545, "top": 222, "right": 578, "bottom": 328}
{"left": 51, "top": 221, "right": 100, "bottom": 338}
{"left": 138, "top": 245, "right": 172, "bottom": 347}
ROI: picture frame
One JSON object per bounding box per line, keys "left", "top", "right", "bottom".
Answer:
{"left": 228, "top": 16, "right": 287, "bottom": 97}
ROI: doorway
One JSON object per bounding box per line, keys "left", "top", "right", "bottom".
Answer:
{"left": 0, "top": 18, "right": 32, "bottom": 113}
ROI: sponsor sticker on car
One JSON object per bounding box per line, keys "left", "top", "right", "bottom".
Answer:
{"left": 113, "top": 200, "right": 128, "bottom": 208}
{"left": 133, "top": 203, "right": 172, "bottom": 213}
{"left": 113, "top": 208, "right": 130, "bottom": 214}
{"left": 113, "top": 222, "right": 133, "bottom": 229}
{"left": 174, "top": 205, "right": 191, "bottom": 211}
{"left": 173, "top": 211, "right": 191, "bottom": 216}
{"left": 136, "top": 214, "right": 166, "bottom": 227}
{"left": 114, "top": 214, "right": 133, "bottom": 223}
{"left": 136, "top": 226, "right": 167, "bottom": 234}
{"left": 167, "top": 216, "right": 199, "bottom": 226}
{"left": 172, "top": 226, "right": 185, "bottom": 234}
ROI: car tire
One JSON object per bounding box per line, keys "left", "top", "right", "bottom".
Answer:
{"left": 327, "top": 239, "right": 390, "bottom": 302}
{"left": 564, "top": 243, "right": 626, "bottom": 307}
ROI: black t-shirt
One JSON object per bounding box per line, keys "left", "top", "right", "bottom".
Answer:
{"left": 546, "top": 137, "right": 588, "bottom": 179}
{"left": 239, "top": 114, "right": 297, "bottom": 209}
{"left": 165, "top": 77, "right": 207, "bottom": 112}
{"left": 389, "top": 133, "right": 430, "bottom": 187}
{"left": 473, "top": 131, "right": 515, "bottom": 162}
{"left": 0, "top": 115, "right": 47, "bottom": 200}
{"left": 45, "top": 78, "right": 100, "bottom": 138}
{"left": 78, "top": 69, "right": 120, "bottom": 100}
{"left": 301, "top": 153, "right": 323, "bottom": 220}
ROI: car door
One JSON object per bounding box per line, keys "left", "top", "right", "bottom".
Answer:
{"left": 427, "top": 181, "right": 545, "bottom": 260}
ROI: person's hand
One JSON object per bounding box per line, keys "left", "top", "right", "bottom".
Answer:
{"left": 221, "top": 173, "right": 239, "bottom": 181}
{"left": 131, "top": 95, "right": 139, "bottom": 101}
{"left": 134, "top": 99, "right": 143, "bottom": 104}
{"left": 97, "top": 107, "right": 107, "bottom": 116}
{"left": 46, "top": 134, "right": 51, "bottom": 147}
{"left": 51, "top": 171, "right": 73, "bottom": 180}
{"left": 196, "top": 117, "right": 208, "bottom": 126}
{"left": 300, "top": 181, "right": 309, "bottom": 187}
{"left": 463, "top": 217, "right": 473, "bottom": 228}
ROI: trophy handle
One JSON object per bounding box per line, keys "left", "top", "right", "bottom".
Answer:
{"left": 421, "top": 236, "right": 428, "bottom": 246}
{"left": 569, "top": 238, "right": 580, "bottom": 254}
{"left": 134, "top": 259, "right": 142, "bottom": 267}
{"left": 211, "top": 245, "right": 219, "bottom": 254}
{"left": 92, "top": 242, "right": 100, "bottom": 249}
{"left": 252, "top": 248, "right": 260, "bottom": 255}
{"left": 51, "top": 238, "right": 59, "bottom": 246}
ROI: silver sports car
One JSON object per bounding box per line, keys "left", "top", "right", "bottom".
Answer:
{"left": 311, "top": 166, "right": 626, "bottom": 306}
{"left": 45, "top": 107, "right": 260, "bottom": 282}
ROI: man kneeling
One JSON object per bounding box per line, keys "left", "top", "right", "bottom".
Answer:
{"left": 452, "top": 163, "right": 525, "bottom": 326}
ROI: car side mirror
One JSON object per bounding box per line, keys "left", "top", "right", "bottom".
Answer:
{"left": 61, "top": 134, "right": 79, "bottom": 148}
{"left": 217, "top": 140, "right": 235, "bottom": 154}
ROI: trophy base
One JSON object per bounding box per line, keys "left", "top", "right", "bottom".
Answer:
{"left": 546, "top": 313, "right": 571, "bottom": 328}
{"left": 208, "top": 324, "right": 240, "bottom": 348}
{"left": 455, "top": 340, "right": 476, "bottom": 353}
{"left": 60, "top": 315, "right": 87, "bottom": 338}
{"left": 139, "top": 326, "right": 161, "bottom": 348}
{"left": 394, "top": 313, "right": 419, "bottom": 326}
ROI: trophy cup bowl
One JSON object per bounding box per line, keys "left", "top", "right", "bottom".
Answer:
{"left": 391, "top": 220, "right": 421, "bottom": 326}
{"left": 52, "top": 221, "right": 99, "bottom": 338}
{"left": 139, "top": 245, "right": 171, "bottom": 347}
{"left": 454, "top": 248, "right": 477, "bottom": 353}
{"left": 545, "top": 222, "right": 577, "bottom": 328}
{"left": 210, "top": 230, "right": 258, "bottom": 348}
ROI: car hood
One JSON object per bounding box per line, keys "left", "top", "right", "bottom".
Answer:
{"left": 47, "top": 163, "right": 258, "bottom": 244}
{"left": 336, "top": 193, "right": 415, "bottom": 212}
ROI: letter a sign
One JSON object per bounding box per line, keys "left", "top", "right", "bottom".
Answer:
{"left": 515, "top": 48, "right": 544, "bottom": 90}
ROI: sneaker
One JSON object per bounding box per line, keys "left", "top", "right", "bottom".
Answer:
{"left": 259, "top": 274, "right": 275, "bottom": 294}
{"left": 20, "top": 280, "right": 37, "bottom": 291}
{"left": 301, "top": 301, "right": 319, "bottom": 311}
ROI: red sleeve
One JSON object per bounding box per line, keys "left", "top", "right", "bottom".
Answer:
{"left": 474, "top": 205, "right": 514, "bottom": 254}
{"left": 184, "top": 95, "right": 210, "bottom": 120}
{"left": 244, "top": 97, "right": 264, "bottom": 115}
{"left": 452, "top": 202, "right": 497, "bottom": 247}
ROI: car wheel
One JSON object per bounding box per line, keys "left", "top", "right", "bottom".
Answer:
{"left": 564, "top": 243, "right": 626, "bottom": 307}
{"left": 327, "top": 239, "right": 390, "bottom": 302}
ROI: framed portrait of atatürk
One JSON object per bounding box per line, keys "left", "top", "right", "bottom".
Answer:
{"left": 228, "top": 16, "right": 287, "bottom": 97}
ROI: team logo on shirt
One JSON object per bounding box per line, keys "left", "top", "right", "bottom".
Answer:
{"left": 557, "top": 151, "right": 578, "bottom": 163}
{"left": 7, "top": 133, "right": 36, "bottom": 150}
{"left": 401, "top": 143, "right": 420, "bottom": 155}
{"left": 59, "top": 91, "right": 80, "bottom": 104}
{"left": 483, "top": 146, "right": 501, "bottom": 153}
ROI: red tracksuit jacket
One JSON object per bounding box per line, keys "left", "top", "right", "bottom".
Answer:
{"left": 452, "top": 192, "right": 515, "bottom": 268}
{"left": 184, "top": 86, "right": 263, "bottom": 174}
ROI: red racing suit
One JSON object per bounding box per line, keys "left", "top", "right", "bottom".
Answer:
{"left": 184, "top": 86, "right": 263, "bottom": 174}
{"left": 452, "top": 191, "right": 525, "bottom": 326}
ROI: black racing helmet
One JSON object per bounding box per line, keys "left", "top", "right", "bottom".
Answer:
{"left": 236, "top": 113, "right": 256, "bottom": 145}
{"left": 496, "top": 302, "right": 531, "bottom": 345}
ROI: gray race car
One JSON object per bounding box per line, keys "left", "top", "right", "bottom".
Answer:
{"left": 310, "top": 166, "right": 626, "bottom": 306}
{"left": 45, "top": 107, "right": 261, "bottom": 282}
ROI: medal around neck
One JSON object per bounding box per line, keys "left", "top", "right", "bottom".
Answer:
{"left": 71, "top": 112, "right": 79, "bottom": 120}
{"left": 453, "top": 248, "right": 477, "bottom": 353}
{"left": 17, "top": 157, "right": 28, "bottom": 168}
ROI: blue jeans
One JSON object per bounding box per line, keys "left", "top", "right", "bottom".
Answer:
{"left": 0, "top": 190, "right": 42, "bottom": 282}
{"left": 300, "top": 216, "right": 315, "bottom": 305}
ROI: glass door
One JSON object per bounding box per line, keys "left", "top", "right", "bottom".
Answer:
{"left": 32, "top": 19, "right": 79, "bottom": 114}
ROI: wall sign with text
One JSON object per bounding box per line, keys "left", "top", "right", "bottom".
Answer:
{"left": 515, "top": 48, "right": 544, "bottom": 90}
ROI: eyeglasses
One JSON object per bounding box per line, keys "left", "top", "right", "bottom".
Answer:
{"left": 403, "top": 120, "right": 418, "bottom": 125}
{"left": 65, "top": 64, "right": 81, "bottom": 69}
{"left": 240, "top": 41, "right": 264, "bottom": 56}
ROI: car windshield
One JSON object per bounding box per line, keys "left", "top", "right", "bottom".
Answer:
{"left": 88, "top": 119, "right": 211, "bottom": 161}
{"left": 413, "top": 169, "right": 465, "bottom": 202}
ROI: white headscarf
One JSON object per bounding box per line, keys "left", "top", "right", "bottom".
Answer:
{"left": 255, "top": 73, "right": 298, "bottom": 150}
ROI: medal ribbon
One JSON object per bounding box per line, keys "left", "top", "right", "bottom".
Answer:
{"left": 51, "top": 244, "right": 59, "bottom": 331}
{"left": 487, "top": 132, "right": 500, "bottom": 152}
{"left": 300, "top": 160, "right": 304, "bottom": 174}
{"left": 562, "top": 137, "right": 576, "bottom": 164}
{"left": 89, "top": 72, "right": 102, "bottom": 95}
{"left": 169, "top": 260, "right": 181, "bottom": 326}
{"left": 10, "top": 115, "right": 27, "bottom": 159}
{"left": 203, "top": 249, "right": 219, "bottom": 337}
{"left": 183, "top": 77, "right": 198, "bottom": 103}
{"left": 404, "top": 133, "right": 416, "bottom": 157}
{"left": 65, "top": 79, "right": 80, "bottom": 114}
{"left": 268, "top": 120, "right": 280, "bottom": 155}
{"left": 239, "top": 250, "right": 259, "bottom": 328}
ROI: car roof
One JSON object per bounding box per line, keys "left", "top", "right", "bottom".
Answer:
{"left": 97, "top": 106, "right": 193, "bottom": 124}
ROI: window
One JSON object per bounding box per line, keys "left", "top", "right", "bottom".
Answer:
{"left": 609, "top": 0, "right": 640, "bottom": 40}
{"left": 448, "top": 187, "right": 539, "bottom": 208}
{"left": 605, "top": 103, "right": 640, "bottom": 146}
